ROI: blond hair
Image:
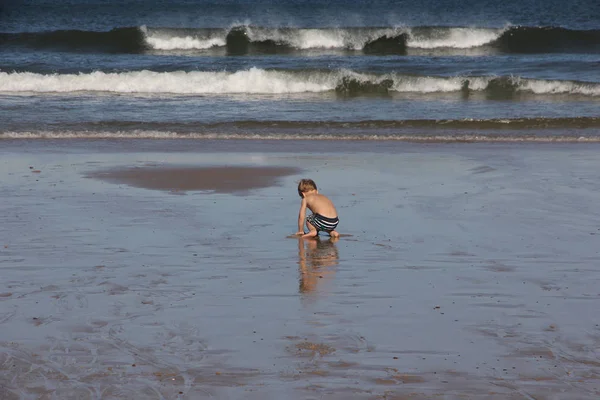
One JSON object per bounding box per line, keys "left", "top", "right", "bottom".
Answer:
{"left": 298, "top": 178, "right": 317, "bottom": 196}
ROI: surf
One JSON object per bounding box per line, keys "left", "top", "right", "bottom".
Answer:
{"left": 3, "top": 25, "right": 599, "bottom": 55}
{"left": 1, "top": 69, "right": 599, "bottom": 97}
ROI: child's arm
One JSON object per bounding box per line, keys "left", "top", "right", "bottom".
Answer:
{"left": 295, "top": 198, "right": 307, "bottom": 235}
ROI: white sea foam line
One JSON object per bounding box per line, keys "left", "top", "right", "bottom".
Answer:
{"left": 145, "top": 35, "right": 225, "bottom": 50}
{"left": 521, "top": 79, "right": 600, "bottom": 96}
{"left": 142, "top": 25, "right": 227, "bottom": 50}
{"left": 1, "top": 69, "right": 598, "bottom": 96}
{"left": 258, "top": 27, "right": 400, "bottom": 50}
{"left": 407, "top": 27, "right": 503, "bottom": 49}
{"left": 0, "top": 69, "right": 332, "bottom": 94}
{"left": 292, "top": 29, "right": 348, "bottom": 49}
{"left": 391, "top": 76, "right": 466, "bottom": 92}
{"left": 142, "top": 26, "right": 410, "bottom": 51}
{"left": 227, "top": 26, "right": 407, "bottom": 50}
{"left": 2, "top": 131, "right": 599, "bottom": 142}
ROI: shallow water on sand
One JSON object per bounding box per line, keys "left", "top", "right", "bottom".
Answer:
{"left": 1, "top": 140, "right": 600, "bottom": 399}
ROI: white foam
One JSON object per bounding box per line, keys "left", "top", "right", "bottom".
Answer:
{"left": 1, "top": 131, "right": 180, "bottom": 139}
{"left": 391, "top": 76, "right": 466, "bottom": 92}
{"left": 238, "top": 27, "right": 355, "bottom": 49}
{"left": 140, "top": 26, "right": 502, "bottom": 51}
{"left": 291, "top": 29, "right": 349, "bottom": 49}
{"left": 2, "top": 130, "right": 598, "bottom": 142}
{"left": 141, "top": 26, "right": 409, "bottom": 51}
{"left": 1, "top": 69, "right": 597, "bottom": 97}
{"left": 146, "top": 34, "right": 225, "bottom": 50}
{"left": 0, "top": 69, "right": 333, "bottom": 94}
{"left": 462, "top": 77, "right": 491, "bottom": 91}
{"left": 291, "top": 28, "right": 404, "bottom": 50}
{"left": 407, "top": 27, "right": 503, "bottom": 49}
{"left": 521, "top": 79, "right": 600, "bottom": 96}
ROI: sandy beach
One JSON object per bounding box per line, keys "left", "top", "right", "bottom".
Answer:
{"left": 1, "top": 139, "right": 600, "bottom": 399}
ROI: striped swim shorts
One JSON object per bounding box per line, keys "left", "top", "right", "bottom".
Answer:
{"left": 307, "top": 213, "right": 339, "bottom": 233}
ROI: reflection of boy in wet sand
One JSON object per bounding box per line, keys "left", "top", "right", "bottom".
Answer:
{"left": 294, "top": 179, "right": 339, "bottom": 238}
{"left": 298, "top": 236, "right": 339, "bottom": 294}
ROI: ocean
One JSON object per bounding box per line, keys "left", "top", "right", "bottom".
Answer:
{"left": 1, "top": 0, "right": 599, "bottom": 141}
{"left": 3, "top": 3, "right": 600, "bottom": 397}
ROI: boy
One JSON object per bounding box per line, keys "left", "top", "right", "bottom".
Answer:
{"left": 295, "top": 179, "right": 339, "bottom": 238}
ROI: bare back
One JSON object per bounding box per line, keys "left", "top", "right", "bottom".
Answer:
{"left": 305, "top": 193, "right": 337, "bottom": 218}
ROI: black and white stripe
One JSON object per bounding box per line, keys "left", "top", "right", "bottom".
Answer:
{"left": 307, "top": 213, "right": 339, "bottom": 232}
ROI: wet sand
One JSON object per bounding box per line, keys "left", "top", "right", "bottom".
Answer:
{"left": 1, "top": 139, "right": 600, "bottom": 399}
{"left": 87, "top": 165, "right": 300, "bottom": 193}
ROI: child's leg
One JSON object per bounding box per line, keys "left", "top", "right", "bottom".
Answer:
{"left": 302, "top": 219, "right": 318, "bottom": 238}
{"left": 329, "top": 230, "right": 339, "bottom": 238}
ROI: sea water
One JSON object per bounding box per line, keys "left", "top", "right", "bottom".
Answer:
{"left": 0, "top": 0, "right": 599, "bottom": 141}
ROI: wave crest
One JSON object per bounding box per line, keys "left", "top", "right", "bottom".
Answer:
{"left": 0, "top": 69, "right": 598, "bottom": 97}
{"left": 3, "top": 25, "right": 598, "bottom": 54}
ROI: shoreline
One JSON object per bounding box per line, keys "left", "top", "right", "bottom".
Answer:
{"left": 3, "top": 131, "right": 600, "bottom": 142}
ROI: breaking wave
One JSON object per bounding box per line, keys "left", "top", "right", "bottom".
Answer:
{"left": 1, "top": 68, "right": 599, "bottom": 97}
{"left": 2, "top": 25, "right": 599, "bottom": 54}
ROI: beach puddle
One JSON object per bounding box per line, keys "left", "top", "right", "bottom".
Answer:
{"left": 86, "top": 165, "right": 301, "bottom": 193}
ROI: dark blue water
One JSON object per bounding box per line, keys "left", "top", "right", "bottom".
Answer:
{"left": 1, "top": 0, "right": 599, "bottom": 140}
